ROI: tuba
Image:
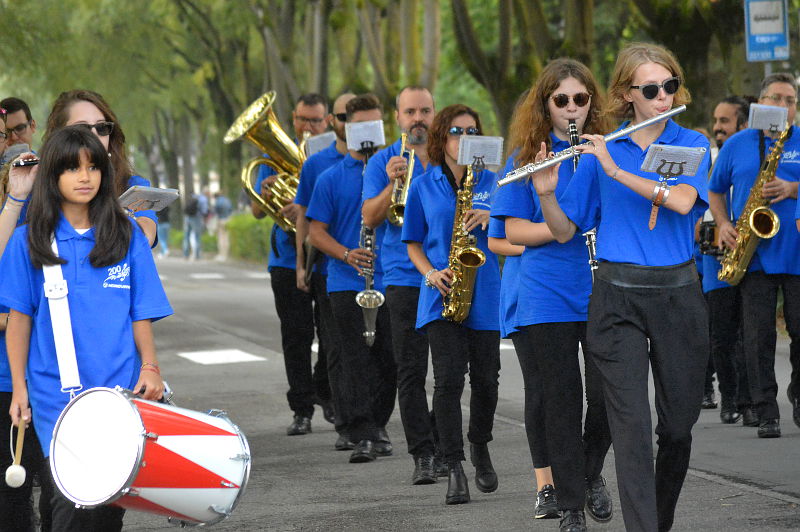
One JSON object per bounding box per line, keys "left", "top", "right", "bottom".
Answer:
{"left": 717, "top": 125, "right": 787, "bottom": 285}
{"left": 386, "top": 133, "right": 416, "bottom": 226}
{"left": 224, "top": 91, "right": 305, "bottom": 233}
{"left": 441, "top": 161, "right": 486, "bottom": 323}
{"left": 355, "top": 223, "right": 384, "bottom": 346}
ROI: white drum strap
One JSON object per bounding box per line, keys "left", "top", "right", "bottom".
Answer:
{"left": 42, "top": 239, "right": 82, "bottom": 397}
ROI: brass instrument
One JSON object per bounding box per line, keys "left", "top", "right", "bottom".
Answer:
{"left": 442, "top": 162, "right": 486, "bottom": 323}
{"left": 717, "top": 125, "right": 788, "bottom": 285}
{"left": 355, "top": 223, "right": 384, "bottom": 346}
{"left": 223, "top": 91, "right": 306, "bottom": 233}
{"left": 387, "top": 133, "right": 416, "bottom": 226}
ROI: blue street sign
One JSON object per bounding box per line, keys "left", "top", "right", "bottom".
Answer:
{"left": 745, "top": 0, "right": 790, "bottom": 62}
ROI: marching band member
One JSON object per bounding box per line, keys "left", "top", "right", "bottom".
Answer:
{"left": 293, "top": 92, "right": 355, "bottom": 449}
{"left": 1, "top": 126, "right": 172, "bottom": 531}
{"left": 253, "top": 94, "right": 335, "bottom": 437}
{"left": 307, "top": 94, "right": 397, "bottom": 464}
{"left": 492, "top": 58, "right": 613, "bottom": 531}
{"left": 530, "top": 43, "right": 710, "bottom": 531}
{"left": 709, "top": 73, "right": 800, "bottom": 436}
{"left": 402, "top": 104, "right": 500, "bottom": 505}
{"left": 361, "top": 86, "right": 440, "bottom": 483}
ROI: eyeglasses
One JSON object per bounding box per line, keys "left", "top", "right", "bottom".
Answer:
{"left": 448, "top": 126, "right": 479, "bottom": 136}
{"left": 295, "top": 116, "right": 325, "bottom": 125}
{"left": 74, "top": 121, "right": 115, "bottom": 136}
{"left": 551, "top": 92, "right": 591, "bottom": 108}
{"left": 0, "top": 131, "right": 7, "bottom": 141}
{"left": 334, "top": 113, "right": 347, "bottom": 122}
{"left": 762, "top": 94, "right": 798, "bottom": 106}
{"left": 630, "top": 77, "right": 681, "bottom": 100}
{"left": 7, "top": 121, "right": 31, "bottom": 137}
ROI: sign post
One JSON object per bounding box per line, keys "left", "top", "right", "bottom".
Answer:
{"left": 744, "top": 0, "right": 790, "bottom": 62}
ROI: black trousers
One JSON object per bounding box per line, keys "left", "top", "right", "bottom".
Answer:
{"left": 0, "top": 393, "right": 52, "bottom": 532}
{"left": 385, "top": 285, "right": 435, "bottom": 457}
{"left": 510, "top": 331, "right": 549, "bottom": 469}
{"left": 740, "top": 271, "right": 800, "bottom": 420}
{"left": 270, "top": 266, "right": 330, "bottom": 418}
{"left": 44, "top": 465, "right": 124, "bottom": 532}
{"left": 329, "top": 291, "right": 397, "bottom": 443}
{"left": 427, "top": 320, "right": 500, "bottom": 463}
{"left": 517, "top": 323, "right": 611, "bottom": 510}
{"left": 589, "top": 263, "right": 708, "bottom": 532}
{"left": 707, "top": 286, "right": 750, "bottom": 409}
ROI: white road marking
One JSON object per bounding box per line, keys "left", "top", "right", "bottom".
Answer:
{"left": 177, "top": 349, "right": 266, "bottom": 365}
{"left": 189, "top": 273, "right": 226, "bottom": 280}
{"left": 245, "top": 272, "right": 270, "bottom": 280}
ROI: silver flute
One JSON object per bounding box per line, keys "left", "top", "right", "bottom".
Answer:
{"left": 498, "top": 105, "right": 687, "bottom": 187}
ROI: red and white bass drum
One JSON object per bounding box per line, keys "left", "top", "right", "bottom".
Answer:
{"left": 50, "top": 386, "right": 251, "bottom": 526}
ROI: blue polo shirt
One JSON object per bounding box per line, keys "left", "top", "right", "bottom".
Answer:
{"left": 709, "top": 127, "right": 800, "bottom": 275}
{"left": 307, "top": 154, "right": 385, "bottom": 293}
{"left": 0, "top": 216, "right": 173, "bottom": 454}
{"left": 363, "top": 138, "right": 428, "bottom": 287}
{"left": 487, "top": 215, "right": 520, "bottom": 339}
{"left": 256, "top": 165, "right": 296, "bottom": 271}
{"left": 402, "top": 164, "right": 500, "bottom": 331}
{"left": 492, "top": 141, "right": 592, "bottom": 327}
{"left": 560, "top": 119, "right": 710, "bottom": 266}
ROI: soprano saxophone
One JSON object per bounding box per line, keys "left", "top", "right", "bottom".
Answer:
{"left": 441, "top": 162, "right": 486, "bottom": 323}
{"left": 717, "top": 125, "right": 788, "bottom": 285}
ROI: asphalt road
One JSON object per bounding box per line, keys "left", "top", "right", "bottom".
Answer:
{"left": 121, "top": 255, "right": 799, "bottom": 531}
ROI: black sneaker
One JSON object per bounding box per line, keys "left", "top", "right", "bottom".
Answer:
{"left": 701, "top": 391, "right": 718, "bottom": 409}
{"left": 535, "top": 484, "right": 560, "bottom": 519}
{"left": 585, "top": 475, "right": 613, "bottom": 522}
{"left": 286, "top": 415, "right": 311, "bottom": 436}
{"left": 757, "top": 418, "right": 781, "bottom": 438}
{"left": 559, "top": 509, "right": 587, "bottom": 532}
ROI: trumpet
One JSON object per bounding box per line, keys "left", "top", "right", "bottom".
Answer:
{"left": 386, "top": 133, "right": 415, "bottom": 226}
{"left": 498, "top": 105, "right": 687, "bottom": 186}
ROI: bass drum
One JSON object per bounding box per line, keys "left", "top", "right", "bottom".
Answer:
{"left": 50, "top": 386, "right": 250, "bottom": 526}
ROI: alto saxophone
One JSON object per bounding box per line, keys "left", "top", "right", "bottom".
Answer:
{"left": 387, "top": 133, "right": 416, "bottom": 226}
{"left": 442, "top": 162, "right": 486, "bottom": 323}
{"left": 355, "top": 223, "right": 384, "bottom": 346}
{"left": 717, "top": 125, "right": 788, "bottom": 285}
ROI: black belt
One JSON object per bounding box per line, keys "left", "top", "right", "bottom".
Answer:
{"left": 596, "top": 259, "right": 698, "bottom": 288}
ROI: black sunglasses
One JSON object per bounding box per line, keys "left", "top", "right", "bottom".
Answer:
{"left": 334, "top": 113, "right": 347, "bottom": 122}
{"left": 448, "top": 126, "right": 479, "bottom": 136}
{"left": 630, "top": 77, "right": 681, "bottom": 100}
{"left": 75, "top": 121, "right": 115, "bottom": 136}
{"left": 551, "top": 92, "right": 591, "bottom": 108}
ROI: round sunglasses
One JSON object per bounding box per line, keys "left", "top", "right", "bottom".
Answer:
{"left": 551, "top": 92, "right": 591, "bottom": 108}
{"left": 630, "top": 77, "right": 681, "bottom": 100}
{"left": 448, "top": 126, "right": 479, "bottom": 136}
{"left": 74, "top": 121, "right": 115, "bottom": 136}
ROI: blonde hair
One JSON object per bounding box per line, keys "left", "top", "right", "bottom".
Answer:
{"left": 605, "top": 42, "right": 691, "bottom": 121}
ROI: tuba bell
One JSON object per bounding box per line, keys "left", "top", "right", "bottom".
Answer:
{"left": 224, "top": 91, "right": 305, "bottom": 233}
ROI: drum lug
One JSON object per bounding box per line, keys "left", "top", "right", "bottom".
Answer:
{"left": 121, "top": 487, "right": 140, "bottom": 497}
{"left": 144, "top": 431, "right": 159, "bottom": 440}
{"left": 220, "top": 480, "right": 236, "bottom": 488}
{"left": 231, "top": 453, "right": 250, "bottom": 462}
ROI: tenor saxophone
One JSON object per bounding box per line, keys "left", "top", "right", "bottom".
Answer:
{"left": 441, "top": 164, "right": 486, "bottom": 323}
{"left": 355, "top": 223, "right": 384, "bottom": 346}
{"left": 717, "top": 125, "right": 788, "bottom": 285}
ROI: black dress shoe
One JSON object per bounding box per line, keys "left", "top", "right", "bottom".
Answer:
{"left": 585, "top": 475, "right": 612, "bottom": 522}
{"left": 701, "top": 391, "right": 718, "bottom": 409}
{"left": 334, "top": 433, "right": 355, "bottom": 451}
{"left": 720, "top": 399, "right": 742, "bottom": 424}
{"left": 757, "top": 418, "right": 781, "bottom": 438}
{"left": 534, "top": 484, "right": 560, "bottom": 519}
{"left": 445, "top": 462, "right": 470, "bottom": 505}
{"left": 412, "top": 454, "right": 437, "bottom": 485}
{"left": 349, "top": 440, "right": 376, "bottom": 463}
{"left": 742, "top": 406, "right": 760, "bottom": 427}
{"left": 469, "top": 443, "right": 498, "bottom": 493}
{"left": 374, "top": 428, "right": 393, "bottom": 456}
{"left": 286, "top": 415, "right": 311, "bottom": 436}
{"left": 559, "top": 509, "right": 587, "bottom": 532}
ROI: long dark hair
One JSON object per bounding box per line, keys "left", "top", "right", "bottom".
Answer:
{"left": 427, "top": 104, "right": 483, "bottom": 166}
{"left": 44, "top": 90, "right": 134, "bottom": 197}
{"left": 27, "top": 126, "right": 132, "bottom": 268}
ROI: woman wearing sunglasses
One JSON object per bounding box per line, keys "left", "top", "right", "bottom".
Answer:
{"left": 43, "top": 90, "right": 158, "bottom": 246}
{"left": 491, "top": 58, "right": 613, "bottom": 532}
{"left": 531, "top": 43, "right": 710, "bottom": 532}
{"left": 402, "top": 104, "right": 501, "bottom": 506}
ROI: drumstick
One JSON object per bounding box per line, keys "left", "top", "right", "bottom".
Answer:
{"left": 5, "top": 419, "right": 27, "bottom": 488}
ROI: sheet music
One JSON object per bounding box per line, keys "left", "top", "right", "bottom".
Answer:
{"left": 641, "top": 145, "right": 707, "bottom": 178}
{"left": 305, "top": 131, "right": 336, "bottom": 156}
{"left": 345, "top": 120, "right": 386, "bottom": 152}
{"left": 457, "top": 135, "right": 504, "bottom": 167}
{"left": 748, "top": 104, "right": 789, "bottom": 132}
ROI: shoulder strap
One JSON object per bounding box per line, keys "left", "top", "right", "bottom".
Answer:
{"left": 41, "top": 239, "right": 82, "bottom": 397}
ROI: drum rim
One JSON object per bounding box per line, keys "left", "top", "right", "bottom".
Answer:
{"left": 49, "top": 386, "right": 146, "bottom": 507}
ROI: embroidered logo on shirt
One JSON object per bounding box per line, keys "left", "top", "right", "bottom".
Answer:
{"left": 103, "top": 263, "right": 131, "bottom": 289}
{"left": 781, "top": 149, "right": 800, "bottom": 163}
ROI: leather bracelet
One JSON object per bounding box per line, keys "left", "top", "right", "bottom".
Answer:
{"left": 424, "top": 269, "right": 437, "bottom": 288}
{"left": 652, "top": 182, "right": 669, "bottom": 207}
{"left": 342, "top": 249, "right": 351, "bottom": 263}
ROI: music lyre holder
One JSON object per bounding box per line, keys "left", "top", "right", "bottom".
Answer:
{"left": 640, "top": 144, "right": 707, "bottom": 230}
{"left": 471, "top": 155, "right": 486, "bottom": 173}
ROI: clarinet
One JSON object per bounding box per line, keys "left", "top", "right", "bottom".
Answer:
{"left": 568, "top": 119, "right": 580, "bottom": 172}
{"left": 583, "top": 229, "right": 598, "bottom": 282}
